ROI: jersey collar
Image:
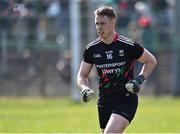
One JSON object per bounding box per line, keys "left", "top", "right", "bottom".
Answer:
{"left": 100, "top": 32, "right": 119, "bottom": 45}
{"left": 113, "top": 32, "right": 119, "bottom": 43}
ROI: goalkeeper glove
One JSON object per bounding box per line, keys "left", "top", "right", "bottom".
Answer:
{"left": 125, "top": 75, "right": 146, "bottom": 93}
{"left": 80, "top": 88, "right": 95, "bottom": 103}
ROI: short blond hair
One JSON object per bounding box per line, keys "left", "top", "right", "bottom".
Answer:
{"left": 94, "top": 6, "right": 116, "bottom": 20}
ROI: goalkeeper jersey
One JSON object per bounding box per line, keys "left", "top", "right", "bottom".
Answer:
{"left": 83, "top": 33, "right": 144, "bottom": 101}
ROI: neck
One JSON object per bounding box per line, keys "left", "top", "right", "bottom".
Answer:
{"left": 102, "top": 31, "right": 116, "bottom": 44}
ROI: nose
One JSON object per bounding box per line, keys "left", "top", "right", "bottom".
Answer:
{"left": 96, "top": 24, "right": 100, "bottom": 29}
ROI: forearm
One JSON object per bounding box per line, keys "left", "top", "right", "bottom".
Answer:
{"left": 77, "top": 61, "right": 93, "bottom": 90}
{"left": 138, "top": 48, "right": 157, "bottom": 79}
{"left": 139, "top": 61, "right": 157, "bottom": 79}
{"left": 77, "top": 77, "right": 90, "bottom": 90}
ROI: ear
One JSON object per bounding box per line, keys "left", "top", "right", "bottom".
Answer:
{"left": 111, "top": 18, "right": 116, "bottom": 27}
{"left": 111, "top": 18, "right": 116, "bottom": 26}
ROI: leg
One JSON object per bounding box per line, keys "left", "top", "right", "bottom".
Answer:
{"left": 104, "top": 113, "right": 129, "bottom": 133}
{"left": 98, "top": 105, "right": 112, "bottom": 133}
{"left": 98, "top": 94, "right": 138, "bottom": 133}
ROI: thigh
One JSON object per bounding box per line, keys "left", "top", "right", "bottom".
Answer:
{"left": 104, "top": 100, "right": 138, "bottom": 133}
{"left": 104, "top": 113, "right": 129, "bottom": 133}
{"left": 97, "top": 105, "right": 113, "bottom": 129}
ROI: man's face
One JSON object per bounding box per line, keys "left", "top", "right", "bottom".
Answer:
{"left": 95, "top": 15, "right": 115, "bottom": 39}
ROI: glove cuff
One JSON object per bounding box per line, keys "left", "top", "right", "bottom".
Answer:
{"left": 135, "top": 75, "right": 147, "bottom": 84}
{"left": 80, "top": 88, "right": 89, "bottom": 95}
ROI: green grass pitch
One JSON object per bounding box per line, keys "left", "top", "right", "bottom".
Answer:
{"left": 0, "top": 96, "right": 180, "bottom": 133}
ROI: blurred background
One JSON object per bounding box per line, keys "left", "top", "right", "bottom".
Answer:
{"left": 0, "top": 0, "right": 180, "bottom": 98}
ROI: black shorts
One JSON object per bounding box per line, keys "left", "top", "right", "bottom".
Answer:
{"left": 97, "top": 95, "right": 138, "bottom": 129}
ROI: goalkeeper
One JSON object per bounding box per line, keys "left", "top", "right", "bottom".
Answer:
{"left": 77, "top": 6, "right": 157, "bottom": 133}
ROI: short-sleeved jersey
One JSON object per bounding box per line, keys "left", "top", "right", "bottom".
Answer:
{"left": 83, "top": 33, "right": 144, "bottom": 102}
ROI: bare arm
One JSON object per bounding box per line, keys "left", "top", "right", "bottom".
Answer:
{"left": 137, "top": 48, "right": 157, "bottom": 79}
{"left": 77, "top": 61, "right": 94, "bottom": 90}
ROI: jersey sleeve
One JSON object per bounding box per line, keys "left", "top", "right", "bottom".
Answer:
{"left": 129, "top": 42, "right": 144, "bottom": 59}
{"left": 83, "top": 48, "right": 94, "bottom": 64}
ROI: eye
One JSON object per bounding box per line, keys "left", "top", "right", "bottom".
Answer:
{"left": 100, "top": 22, "right": 105, "bottom": 25}
{"left": 95, "top": 22, "right": 105, "bottom": 26}
{"left": 95, "top": 22, "right": 99, "bottom": 26}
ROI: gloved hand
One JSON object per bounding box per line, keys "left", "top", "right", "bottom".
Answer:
{"left": 125, "top": 75, "right": 146, "bottom": 93}
{"left": 80, "top": 88, "right": 95, "bottom": 103}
